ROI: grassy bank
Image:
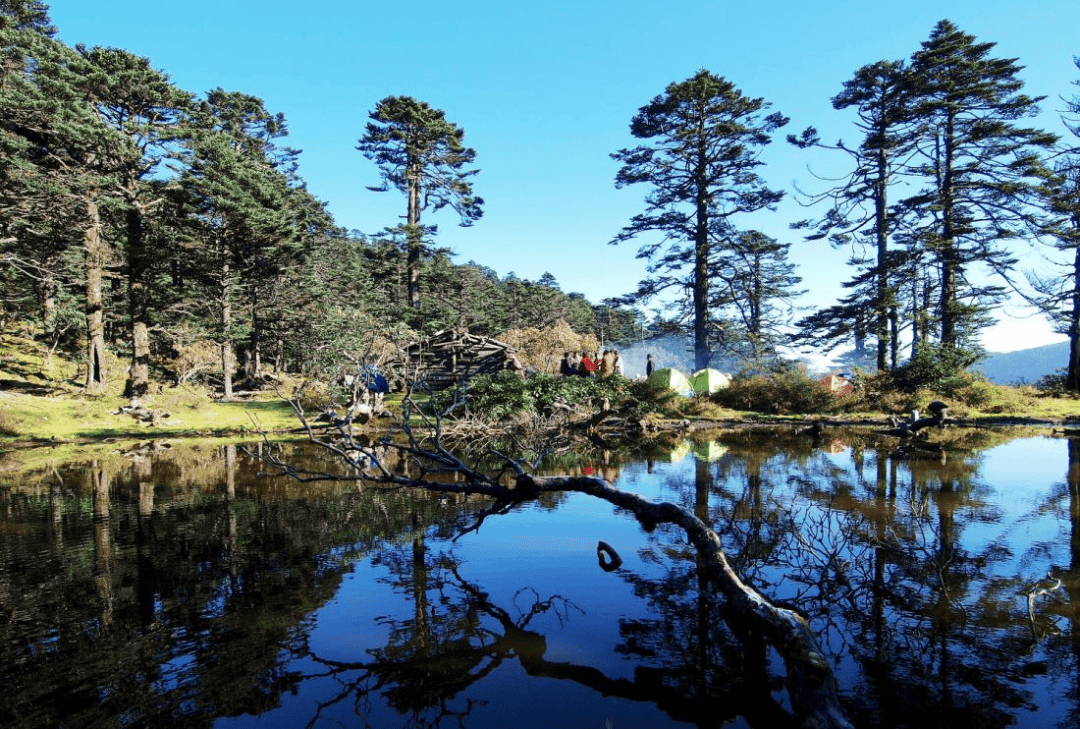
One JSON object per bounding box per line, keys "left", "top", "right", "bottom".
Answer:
{"left": 4, "top": 328, "right": 1080, "bottom": 449}
{"left": 0, "top": 330, "right": 318, "bottom": 445}
{"left": 0, "top": 389, "right": 304, "bottom": 443}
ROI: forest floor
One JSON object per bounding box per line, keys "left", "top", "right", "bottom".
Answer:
{"left": 0, "top": 331, "right": 310, "bottom": 446}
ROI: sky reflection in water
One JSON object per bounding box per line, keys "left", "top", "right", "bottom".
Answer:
{"left": 1, "top": 431, "right": 1078, "bottom": 728}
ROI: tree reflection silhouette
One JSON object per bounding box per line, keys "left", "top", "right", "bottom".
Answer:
{"left": 297, "top": 540, "right": 801, "bottom": 729}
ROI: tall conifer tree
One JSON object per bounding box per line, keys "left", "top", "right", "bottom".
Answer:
{"left": 904, "top": 20, "right": 1057, "bottom": 351}
{"left": 357, "top": 96, "right": 482, "bottom": 314}
{"left": 611, "top": 70, "right": 788, "bottom": 370}
{"left": 789, "top": 60, "right": 916, "bottom": 370}
{"left": 78, "top": 45, "right": 192, "bottom": 397}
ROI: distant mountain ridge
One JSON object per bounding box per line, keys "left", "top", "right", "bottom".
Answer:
{"left": 975, "top": 341, "right": 1069, "bottom": 385}
{"left": 618, "top": 335, "right": 1070, "bottom": 386}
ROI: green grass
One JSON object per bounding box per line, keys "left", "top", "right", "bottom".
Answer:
{"left": 0, "top": 329, "right": 415, "bottom": 445}
{"left": 3, "top": 327, "right": 1079, "bottom": 450}
{"left": 0, "top": 388, "right": 305, "bottom": 443}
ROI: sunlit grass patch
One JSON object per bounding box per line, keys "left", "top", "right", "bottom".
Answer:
{"left": 0, "top": 389, "right": 304, "bottom": 443}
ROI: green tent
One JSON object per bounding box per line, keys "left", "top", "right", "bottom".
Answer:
{"left": 667, "top": 440, "right": 693, "bottom": 463}
{"left": 692, "top": 441, "right": 728, "bottom": 462}
{"left": 689, "top": 368, "right": 731, "bottom": 395}
{"left": 647, "top": 367, "right": 693, "bottom": 397}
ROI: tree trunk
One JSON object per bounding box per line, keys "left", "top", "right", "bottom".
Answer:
{"left": 938, "top": 118, "right": 958, "bottom": 348}
{"left": 693, "top": 146, "right": 710, "bottom": 371}
{"left": 1067, "top": 243, "right": 1080, "bottom": 391}
{"left": 247, "top": 293, "right": 261, "bottom": 380}
{"left": 273, "top": 338, "right": 284, "bottom": 374}
{"left": 40, "top": 264, "right": 57, "bottom": 369}
{"left": 124, "top": 206, "right": 150, "bottom": 399}
{"left": 889, "top": 305, "right": 899, "bottom": 370}
{"left": 406, "top": 164, "right": 422, "bottom": 310}
{"left": 220, "top": 254, "right": 233, "bottom": 402}
{"left": 84, "top": 196, "right": 108, "bottom": 396}
{"left": 874, "top": 135, "right": 890, "bottom": 371}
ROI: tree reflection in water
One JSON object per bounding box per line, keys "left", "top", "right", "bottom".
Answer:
{"left": 641, "top": 428, "right": 1057, "bottom": 728}
{"left": 296, "top": 538, "right": 800, "bottom": 729}
{"left": 3, "top": 430, "right": 1080, "bottom": 727}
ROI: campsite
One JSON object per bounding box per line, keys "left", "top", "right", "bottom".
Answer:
{"left": 6, "top": 2, "right": 1080, "bottom": 727}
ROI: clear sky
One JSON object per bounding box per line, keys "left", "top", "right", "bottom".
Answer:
{"left": 45, "top": 0, "right": 1080, "bottom": 354}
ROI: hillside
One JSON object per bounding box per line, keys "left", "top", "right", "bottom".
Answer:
{"left": 975, "top": 341, "right": 1069, "bottom": 385}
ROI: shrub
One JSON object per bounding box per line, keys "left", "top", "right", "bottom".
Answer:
{"left": 430, "top": 371, "right": 660, "bottom": 420}
{"left": 499, "top": 320, "right": 600, "bottom": 374}
{"left": 890, "top": 342, "right": 982, "bottom": 398}
{"left": 680, "top": 397, "right": 732, "bottom": 420}
{"left": 1033, "top": 369, "right": 1072, "bottom": 397}
{"left": 714, "top": 362, "right": 836, "bottom": 415}
{"left": 295, "top": 379, "right": 338, "bottom": 413}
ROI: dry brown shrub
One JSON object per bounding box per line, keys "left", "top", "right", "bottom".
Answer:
{"left": 681, "top": 397, "right": 733, "bottom": 420}
{"left": 500, "top": 319, "right": 599, "bottom": 373}
{"left": 0, "top": 412, "right": 18, "bottom": 436}
{"left": 295, "top": 380, "right": 338, "bottom": 413}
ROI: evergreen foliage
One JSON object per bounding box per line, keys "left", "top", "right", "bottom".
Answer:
{"left": 611, "top": 69, "right": 789, "bottom": 370}
{"left": 1, "top": 9, "right": 1075, "bottom": 402}
{"left": 357, "top": 96, "right": 483, "bottom": 314}
{"left": 789, "top": 59, "right": 915, "bottom": 370}
{"left": 792, "top": 20, "right": 1060, "bottom": 382}
{"left": 1026, "top": 59, "right": 1080, "bottom": 390}
{"left": 905, "top": 20, "right": 1057, "bottom": 352}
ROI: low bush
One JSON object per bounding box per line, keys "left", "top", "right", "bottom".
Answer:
{"left": 889, "top": 342, "right": 983, "bottom": 400}
{"left": 1033, "top": 370, "right": 1076, "bottom": 397}
{"left": 680, "top": 397, "right": 735, "bottom": 420}
{"left": 714, "top": 363, "right": 837, "bottom": 415}
{"left": 430, "top": 371, "right": 668, "bottom": 420}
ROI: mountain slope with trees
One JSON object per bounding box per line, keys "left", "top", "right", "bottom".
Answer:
{"left": 2, "top": 5, "right": 1079, "bottom": 402}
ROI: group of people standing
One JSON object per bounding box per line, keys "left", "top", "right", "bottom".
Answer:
{"left": 560, "top": 350, "right": 624, "bottom": 378}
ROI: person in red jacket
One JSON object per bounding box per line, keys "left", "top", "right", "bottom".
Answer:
{"left": 579, "top": 352, "right": 597, "bottom": 377}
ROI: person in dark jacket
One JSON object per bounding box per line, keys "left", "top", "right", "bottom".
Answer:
{"left": 646, "top": 354, "right": 654, "bottom": 376}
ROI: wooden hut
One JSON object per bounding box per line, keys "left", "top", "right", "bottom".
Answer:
{"left": 403, "top": 329, "right": 522, "bottom": 390}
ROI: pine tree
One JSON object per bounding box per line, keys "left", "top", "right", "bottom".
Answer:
{"left": 0, "top": 0, "right": 54, "bottom": 35}
{"left": 0, "top": 14, "right": 125, "bottom": 393}
{"left": 904, "top": 20, "right": 1057, "bottom": 351}
{"left": 710, "top": 229, "right": 804, "bottom": 359}
{"left": 1028, "top": 59, "right": 1080, "bottom": 390}
{"left": 178, "top": 90, "right": 298, "bottom": 400}
{"left": 77, "top": 45, "right": 193, "bottom": 397}
{"left": 357, "top": 96, "right": 482, "bottom": 313}
{"left": 789, "top": 59, "right": 916, "bottom": 370}
{"left": 611, "top": 69, "right": 788, "bottom": 370}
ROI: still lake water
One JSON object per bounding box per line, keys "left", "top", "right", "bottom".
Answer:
{"left": 2, "top": 428, "right": 1080, "bottom": 728}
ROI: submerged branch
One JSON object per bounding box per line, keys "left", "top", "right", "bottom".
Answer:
{"left": 254, "top": 394, "right": 854, "bottom": 729}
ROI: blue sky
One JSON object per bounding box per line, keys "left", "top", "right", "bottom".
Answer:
{"left": 46, "top": 0, "right": 1079, "bottom": 354}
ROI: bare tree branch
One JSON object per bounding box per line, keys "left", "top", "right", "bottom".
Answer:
{"left": 252, "top": 393, "right": 854, "bottom": 729}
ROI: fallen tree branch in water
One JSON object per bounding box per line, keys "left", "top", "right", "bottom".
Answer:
{"left": 596, "top": 540, "right": 623, "bottom": 572}
{"left": 253, "top": 392, "right": 854, "bottom": 729}
{"left": 1027, "top": 574, "right": 1065, "bottom": 641}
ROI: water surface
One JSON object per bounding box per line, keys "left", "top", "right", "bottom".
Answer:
{"left": 1, "top": 428, "right": 1077, "bottom": 728}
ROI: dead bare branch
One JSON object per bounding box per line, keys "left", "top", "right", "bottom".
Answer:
{"left": 251, "top": 391, "right": 854, "bottom": 728}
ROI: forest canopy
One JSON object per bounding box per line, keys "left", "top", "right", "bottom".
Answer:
{"left": 2, "top": 4, "right": 1079, "bottom": 394}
